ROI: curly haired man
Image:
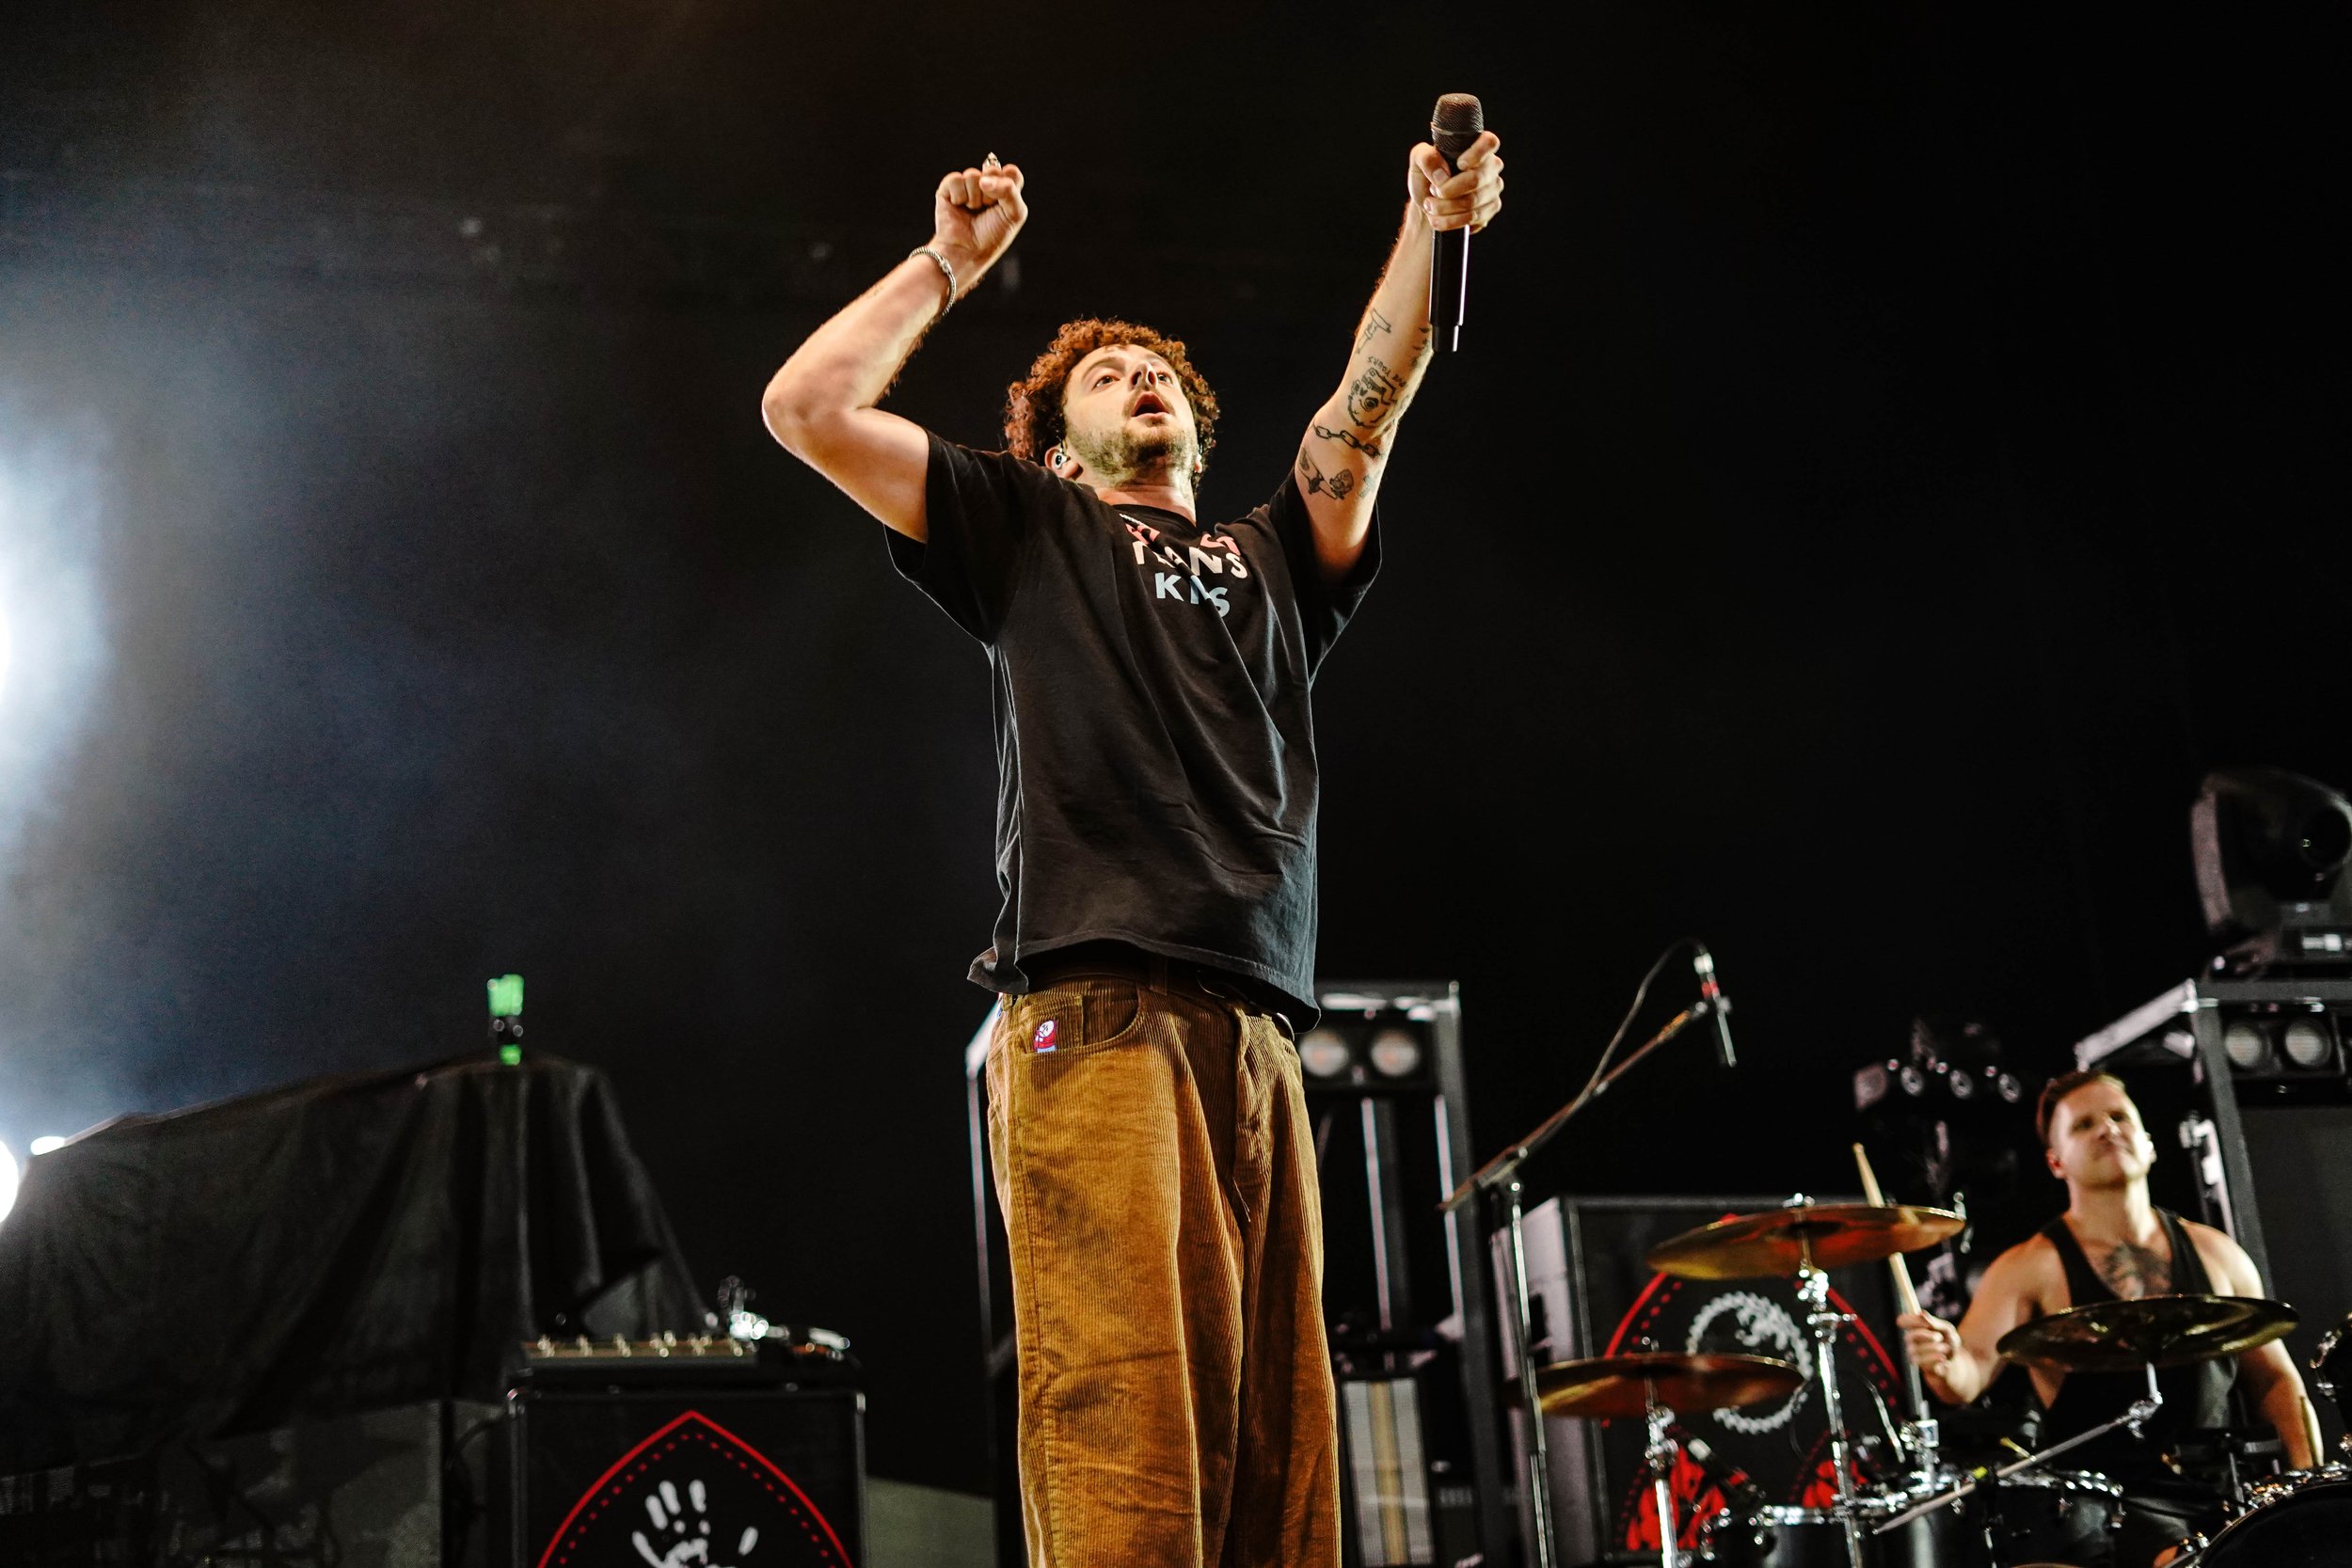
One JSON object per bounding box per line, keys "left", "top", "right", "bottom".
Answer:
{"left": 762, "top": 129, "right": 1503, "bottom": 1567}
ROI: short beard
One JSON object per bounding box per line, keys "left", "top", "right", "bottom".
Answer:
{"left": 1066, "top": 421, "right": 1196, "bottom": 489}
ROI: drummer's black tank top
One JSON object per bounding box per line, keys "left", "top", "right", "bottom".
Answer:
{"left": 2038, "top": 1208, "right": 2236, "bottom": 1486}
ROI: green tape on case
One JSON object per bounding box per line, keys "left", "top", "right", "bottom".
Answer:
{"left": 487, "top": 974, "right": 525, "bottom": 1018}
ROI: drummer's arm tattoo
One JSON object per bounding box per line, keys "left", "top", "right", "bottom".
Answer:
{"left": 2094, "top": 1242, "right": 2169, "bottom": 1299}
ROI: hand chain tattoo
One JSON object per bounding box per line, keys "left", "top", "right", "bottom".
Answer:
{"left": 1311, "top": 421, "right": 1384, "bottom": 458}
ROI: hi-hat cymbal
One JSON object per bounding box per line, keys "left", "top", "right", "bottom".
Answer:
{"left": 1645, "top": 1204, "right": 1964, "bottom": 1281}
{"left": 1997, "top": 1294, "right": 2297, "bottom": 1373}
{"left": 1530, "top": 1353, "right": 1804, "bottom": 1418}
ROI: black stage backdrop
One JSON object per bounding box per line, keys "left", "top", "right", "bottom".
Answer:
{"left": 0, "top": 4, "right": 2340, "bottom": 1495}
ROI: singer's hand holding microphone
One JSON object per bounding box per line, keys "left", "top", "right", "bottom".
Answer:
{"left": 1406, "top": 129, "right": 1504, "bottom": 235}
{"left": 1411, "top": 98, "right": 1502, "bottom": 355}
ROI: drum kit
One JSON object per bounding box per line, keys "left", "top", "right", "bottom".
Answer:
{"left": 1530, "top": 1196, "right": 2351, "bottom": 1567}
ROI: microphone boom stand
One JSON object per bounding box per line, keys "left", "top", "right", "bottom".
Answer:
{"left": 1441, "top": 997, "right": 1726, "bottom": 1568}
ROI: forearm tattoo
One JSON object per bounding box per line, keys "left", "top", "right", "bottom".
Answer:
{"left": 1311, "top": 421, "right": 1385, "bottom": 458}
{"left": 1357, "top": 309, "right": 1393, "bottom": 353}
{"left": 1296, "top": 446, "right": 1359, "bottom": 501}
{"left": 2095, "top": 1242, "right": 2171, "bottom": 1299}
{"left": 1345, "top": 357, "right": 1407, "bottom": 429}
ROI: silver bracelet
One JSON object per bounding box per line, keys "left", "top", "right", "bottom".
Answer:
{"left": 909, "top": 245, "right": 958, "bottom": 314}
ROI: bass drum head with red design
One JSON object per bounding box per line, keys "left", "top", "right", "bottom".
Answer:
{"left": 1604, "top": 1275, "right": 1902, "bottom": 1549}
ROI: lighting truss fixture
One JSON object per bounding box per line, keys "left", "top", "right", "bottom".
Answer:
{"left": 1301, "top": 1028, "right": 1354, "bottom": 1081}
{"left": 1366, "top": 1028, "right": 1423, "bottom": 1080}
{"left": 2193, "top": 766, "right": 2352, "bottom": 972}
{"left": 2214, "top": 1003, "right": 2345, "bottom": 1090}
{"left": 1294, "top": 1015, "right": 1438, "bottom": 1092}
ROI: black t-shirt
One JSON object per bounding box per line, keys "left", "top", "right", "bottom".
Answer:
{"left": 889, "top": 434, "right": 1379, "bottom": 1020}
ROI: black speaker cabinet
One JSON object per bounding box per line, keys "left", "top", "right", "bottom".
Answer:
{"left": 506, "top": 1386, "right": 865, "bottom": 1568}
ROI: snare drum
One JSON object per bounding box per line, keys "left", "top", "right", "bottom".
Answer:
{"left": 2188, "top": 1465, "right": 2352, "bottom": 1566}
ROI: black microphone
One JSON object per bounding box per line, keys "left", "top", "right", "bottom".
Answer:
{"left": 1693, "top": 947, "right": 1737, "bottom": 1068}
{"left": 1428, "top": 93, "right": 1481, "bottom": 354}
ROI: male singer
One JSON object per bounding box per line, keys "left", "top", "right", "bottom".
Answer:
{"left": 1898, "top": 1070, "right": 2317, "bottom": 1566}
{"left": 760, "top": 124, "right": 1502, "bottom": 1567}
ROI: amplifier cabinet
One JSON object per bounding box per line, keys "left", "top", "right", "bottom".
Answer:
{"left": 505, "top": 1386, "right": 865, "bottom": 1568}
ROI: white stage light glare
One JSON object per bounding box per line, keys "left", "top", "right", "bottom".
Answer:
{"left": 1367, "top": 1027, "right": 1422, "bottom": 1079}
{"left": 2281, "top": 1018, "right": 2332, "bottom": 1070}
{"left": 0, "top": 1136, "right": 19, "bottom": 1224}
{"left": 1299, "top": 1028, "right": 1353, "bottom": 1080}
{"left": 28, "top": 1135, "right": 66, "bottom": 1156}
{"left": 2222, "top": 1022, "right": 2271, "bottom": 1073}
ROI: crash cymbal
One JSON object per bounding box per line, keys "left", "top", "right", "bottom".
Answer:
{"left": 1645, "top": 1204, "right": 1965, "bottom": 1281}
{"left": 1997, "top": 1294, "right": 2297, "bottom": 1373}
{"left": 1530, "top": 1353, "right": 1804, "bottom": 1419}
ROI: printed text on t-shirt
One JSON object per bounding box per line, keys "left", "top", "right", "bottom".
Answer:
{"left": 1122, "top": 516, "right": 1250, "bottom": 620}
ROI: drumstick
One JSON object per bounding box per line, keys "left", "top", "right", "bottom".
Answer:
{"left": 1852, "top": 1142, "right": 1922, "bottom": 1319}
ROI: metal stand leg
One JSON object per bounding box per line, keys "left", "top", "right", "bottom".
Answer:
{"left": 1645, "top": 1390, "right": 1683, "bottom": 1568}
{"left": 1502, "top": 1179, "right": 1558, "bottom": 1568}
{"left": 1798, "top": 1262, "right": 1866, "bottom": 1568}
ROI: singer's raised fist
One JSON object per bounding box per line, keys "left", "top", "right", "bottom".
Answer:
{"left": 931, "top": 155, "right": 1028, "bottom": 290}
{"left": 1895, "top": 1310, "right": 1961, "bottom": 1372}
{"left": 1408, "top": 130, "right": 1503, "bottom": 233}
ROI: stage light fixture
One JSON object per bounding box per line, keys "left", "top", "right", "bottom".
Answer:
{"left": 2194, "top": 767, "right": 2352, "bottom": 971}
{"left": 2222, "top": 1021, "right": 2273, "bottom": 1074}
{"left": 1367, "top": 1027, "right": 1422, "bottom": 1079}
{"left": 1300, "top": 1028, "right": 1354, "bottom": 1080}
{"left": 0, "top": 1136, "right": 18, "bottom": 1224}
{"left": 2281, "top": 1016, "right": 2334, "bottom": 1071}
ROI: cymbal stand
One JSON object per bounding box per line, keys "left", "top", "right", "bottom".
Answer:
{"left": 1441, "top": 999, "right": 1721, "bottom": 1568}
{"left": 1873, "top": 1362, "right": 2164, "bottom": 1536}
{"left": 1643, "top": 1380, "right": 1687, "bottom": 1568}
{"left": 1791, "top": 1237, "right": 1866, "bottom": 1568}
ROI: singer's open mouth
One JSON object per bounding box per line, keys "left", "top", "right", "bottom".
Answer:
{"left": 1129, "top": 391, "right": 1168, "bottom": 417}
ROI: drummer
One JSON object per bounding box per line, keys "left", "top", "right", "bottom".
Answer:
{"left": 1897, "top": 1069, "right": 2320, "bottom": 1566}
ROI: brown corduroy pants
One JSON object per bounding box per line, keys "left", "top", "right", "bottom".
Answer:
{"left": 987, "top": 966, "right": 1343, "bottom": 1568}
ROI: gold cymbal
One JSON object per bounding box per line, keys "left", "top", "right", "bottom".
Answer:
{"left": 1529, "top": 1353, "right": 1804, "bottom": 1419}
{"left": 1997, "top": 1294, "right": 2297, "bottom": 1373}
{"left": 1645, "top": 1204, "right": 1965, "bottom": 1281}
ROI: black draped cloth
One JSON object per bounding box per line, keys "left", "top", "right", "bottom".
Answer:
{"left": 0, "top": 1055, "right": 704, "bottom": 1473}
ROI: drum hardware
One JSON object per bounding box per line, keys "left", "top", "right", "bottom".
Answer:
{"left": 1871, "top": 1360, "right": 2159, "bottom": 1537}
{"left": 2312, "top": 1311, "right": 2351, "bottom": 1455}
{"left": 1440, "top": 958, "right": 1730, "bottom": 1568}
{"left": 1528, "top": 1353, "right": 1801, "bottom": 1568}
{"left": 2166, "top": 1429, "right": 2283, "bottom": 1514}
{"left": 1875, "top": 1295, "right": 2296, "bottom": 1543}
{"left": 1646, "top": 1198, "right": 1964, "bottom": 1568}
